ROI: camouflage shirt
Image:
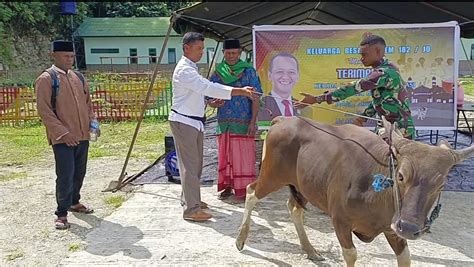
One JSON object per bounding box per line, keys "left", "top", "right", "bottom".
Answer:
{"left": 326, "top": 58, "right": 415, "bottom": 139}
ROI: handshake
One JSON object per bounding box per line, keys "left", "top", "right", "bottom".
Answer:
{"left": 294, "top": 91, "right": 333, "bottom": 109}
{"left": 209, "top": 86, "right": 260, "bottom": 108}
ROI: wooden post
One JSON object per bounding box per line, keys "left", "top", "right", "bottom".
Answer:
{"left": 105, "top": 16, "right": 175, "bottom": 192}
{"left": 206, "top": 41, "right": 220, "bottom": 79}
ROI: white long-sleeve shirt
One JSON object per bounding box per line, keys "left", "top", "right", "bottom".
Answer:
{"left": 169, "top": 56, "right": 233, "bottom": 131}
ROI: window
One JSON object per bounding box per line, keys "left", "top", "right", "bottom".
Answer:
{"left": 168, "top": 48, "right": 176, "bottom": 64}
{"left": 149, "top": 48, "right": 157, "bottom": 64}
{"left": 90, "top": 48, "right": 119, "bottom": 54}
{"left": 130, "top": 48, "right": 138, "bottom": 64}
{"left": 207, "top": 48, "right": 215, "bottom": 63}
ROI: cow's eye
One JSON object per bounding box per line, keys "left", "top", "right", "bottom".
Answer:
{"left": 398, "top": 173, "right": 404, "bottom": 182}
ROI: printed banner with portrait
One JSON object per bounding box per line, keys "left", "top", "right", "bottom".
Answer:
{"left": 253, "top": 22, "right": 460, "bottom": 130}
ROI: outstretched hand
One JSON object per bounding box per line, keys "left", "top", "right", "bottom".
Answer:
{"left": 242, "top": 86, "right": 260, "bottom": 101}
{"left": 294, "top": 93, "right": 317, "bottom": 109}
{"left": 353, "top": 117, "right": 366, "bottom": 127}
{"left": 208, "top": 98, "right": 225, "bottom": 108}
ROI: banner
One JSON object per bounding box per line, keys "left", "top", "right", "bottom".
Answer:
{"left": 253, "top": 22, "right": 460, "bottom": 130}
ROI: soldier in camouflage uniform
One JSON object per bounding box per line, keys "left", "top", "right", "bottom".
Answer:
{"left": 296, "top": 34, "right": 416, "bottom": 139}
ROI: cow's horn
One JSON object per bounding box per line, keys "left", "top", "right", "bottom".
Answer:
{"left": 381, "top": 116, "right": 403, "bottom": 141}
{"left": 453, "top": 145, "right": 474, "bottom": 162}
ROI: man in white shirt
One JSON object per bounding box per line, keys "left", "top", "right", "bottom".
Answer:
{"left": 169, "top": 32, "right": 256, "bottom": 222}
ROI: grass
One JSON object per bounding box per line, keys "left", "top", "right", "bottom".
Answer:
{"left": 0, "top": 171, "right": 27, "bottom": 182}
{"left": 88, "top": 117, "right": 170, "bottom": 161}
{"left": 40, "top": 227, "right": 50, "bottom": 239}
{"left": 5, "top": 248, "right": 24, "bottom": 261}
{"left": 0, "top": 122, "right": 49, "bottom": 166}
{"left": 459, "top": 76, "right": 474, "bottom": 96}
{"left": 104, "top": 195, "right": 126, "bottom": 209}
{"left": 0, "top": 119, "right": 170, "bottom": 166}
{"left": 68, "top": 243, "right": 82, "bottom": 252}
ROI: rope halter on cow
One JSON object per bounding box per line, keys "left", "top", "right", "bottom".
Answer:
{"left": 377, "top": 121, "right": 443, "bottom": 235}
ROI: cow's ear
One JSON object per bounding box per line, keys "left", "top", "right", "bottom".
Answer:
{"left": 437, "top": 139, "right": 452, "bottom": 150}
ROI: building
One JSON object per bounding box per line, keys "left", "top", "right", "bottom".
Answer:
{"left": 460, "top": 38, "right": 474, "bottom": 76}
{"left": 76, "top": 17, "right": 242, "bottom": 73}
{"left": 460, "top": 38, "right": 474, "bottom": 61}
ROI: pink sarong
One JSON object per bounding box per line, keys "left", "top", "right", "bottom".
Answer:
{"left": 217, "top": 132, "right": 256, "bottom": 199}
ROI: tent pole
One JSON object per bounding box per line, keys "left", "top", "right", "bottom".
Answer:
{"left": 206, "top": 41, "right": 220, "bottom": 79}
{"left": 104, "top": 17, "right": 174, "bottom": 192}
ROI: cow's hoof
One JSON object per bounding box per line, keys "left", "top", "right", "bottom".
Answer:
{"left": 235, "top": 238, "right": 245, "bottom": 251}
{"left": 307, "top": 252, "right": 325, "bottom": 262}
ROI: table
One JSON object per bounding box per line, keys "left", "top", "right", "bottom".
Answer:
{"left": 415, "top": 102, "right": 474, "bottom": 149}
{"left": 453, "top": 102, "right": 474, "bottom": 149}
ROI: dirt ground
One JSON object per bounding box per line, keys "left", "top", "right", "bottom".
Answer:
{"left": 0, "top": 155, "right": 146, "bottom": 266}
{"left": 1, "top": 154, "right": 473, "bottom": 266}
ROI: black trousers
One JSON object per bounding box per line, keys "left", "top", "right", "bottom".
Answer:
{"left": 52, "top": 141, "right": 89, "bottom": 217}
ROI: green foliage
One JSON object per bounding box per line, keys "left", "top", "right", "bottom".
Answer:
{"left": 88, "top": 72, "right": 126, "bottom": 83}
{"left": 459, "top": 77, "right": 474, "bottom": 96}
{"left": 87, "top": 120, "right": 170, "bottom": 161}
{"left": 0, "top": 1, "right": 196, "bottom": 83}
{"left": 0, "top": 171, "right": 27, "bottom": 183}
{"left": 104, "top": 195, "right": 126, "bottom": 209}
{"left": 0, "top": 124, "right": 49, "bottom": 166}
{"left": 0, "top": 2, "right": 89, "bottom": 68}
{"left": 0, "top": 70, "right": 39, "bottom": 87}
{"left": 68, "top": 243, "right": 82, "bottom": 252}
{"left": 5, "top": 248, "right": 24, "bottom": 261}
{"left": 87, "top": 2, "right": 196, "bottom": 17}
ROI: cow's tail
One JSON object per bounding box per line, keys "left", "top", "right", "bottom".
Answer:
{"left": 288, "top": 185, "right": 307, "bottom": 210}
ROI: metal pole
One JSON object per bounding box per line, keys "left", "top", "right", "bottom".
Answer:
{"left": 70, "top": 15, "right": 78, "bottom": 70}
{"left": 206, "top": 41, "right": 220, "bottom": 79}
{"left": 105, "top": 17, "right": 175, "bottom": 192}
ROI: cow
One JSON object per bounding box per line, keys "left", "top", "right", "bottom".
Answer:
{"left": 236, "top": 115, "right": 474, "bottom": 266}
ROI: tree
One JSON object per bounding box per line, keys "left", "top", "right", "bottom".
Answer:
{"left": 86, "top": 2, "right": 196, "bottom": 17}
{"left": 0, "top": 1, "right": 197, "bottom": 70}
{"left": 0, "top": 2, "right": 89, "bottom": 68}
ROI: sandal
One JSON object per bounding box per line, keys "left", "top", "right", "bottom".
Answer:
{"left": 200, "top": 201, "right": 209, "bottom": 209}
{"left": 69, "top": 203, "right": 94, "bottom": 214}
{"left": 218, "top": 188, "right": 234, "bottom": 200}
{"left": 54, "top": 217, "right": 70, "bottom": 230}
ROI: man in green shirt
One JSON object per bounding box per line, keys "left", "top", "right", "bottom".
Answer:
{"left": 296, "top": 34, "right": 416, "bottom": 139}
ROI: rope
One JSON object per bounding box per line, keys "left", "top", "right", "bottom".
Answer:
{"left": 423, "top": 193, "right": 442, "bottom": 233}
{"left": 253, "top": 91, "right": 382, "bottom": 122}
{"left": 296, "top": 116, "right": 389, "bottom": 167}
{"left": 388, "top": 124, "right": 402, "bottom": 220}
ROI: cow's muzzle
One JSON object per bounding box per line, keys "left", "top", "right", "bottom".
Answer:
{"left": 391, "top": 219, "right": 423, "bottom": 240}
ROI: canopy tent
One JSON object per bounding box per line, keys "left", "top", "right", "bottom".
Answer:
{"left": 171, "top": 2, "right": 474, "bottom": 52}
{"left": 107, "top": 2, "right": 474, "bottom": 191}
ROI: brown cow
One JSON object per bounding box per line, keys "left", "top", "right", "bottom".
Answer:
{"left": 236, "top": 116, "right": 474, "bottom": 266}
